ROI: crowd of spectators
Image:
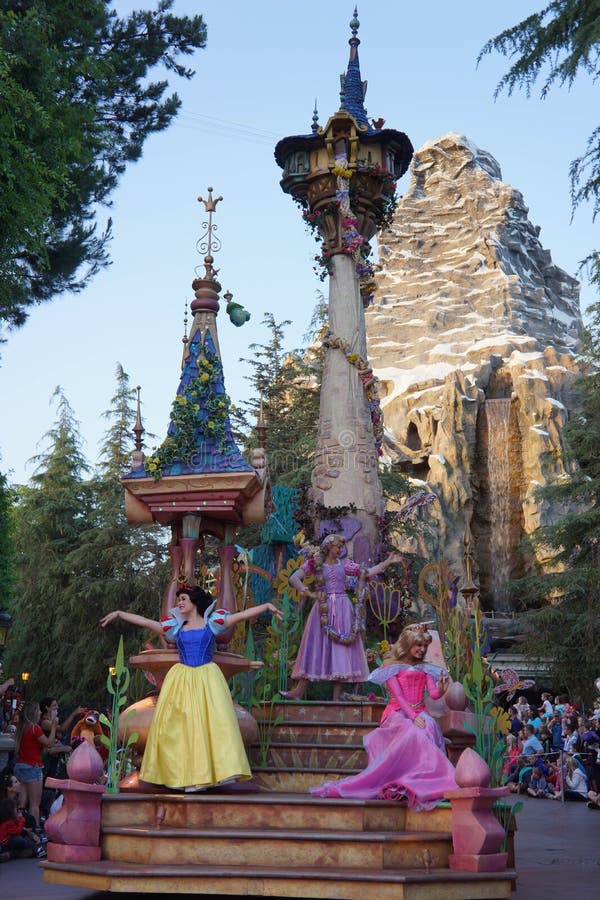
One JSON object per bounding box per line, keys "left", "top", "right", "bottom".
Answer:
{"left": 501, "top": 692, "right": 600, "bottom": 809}
{"left": 1, "top": 670, "right": 86, "bottom": 864}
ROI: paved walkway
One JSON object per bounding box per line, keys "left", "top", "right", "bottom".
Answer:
{"left": 0, "top": 796, "right": 598, "bottom": 899}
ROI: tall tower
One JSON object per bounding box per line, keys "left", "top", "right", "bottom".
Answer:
{"left": 274, "top": 9, "right": 413, "bottom": 561}
{"left": 121, "top": 189, "right": 271, "bottom": 638}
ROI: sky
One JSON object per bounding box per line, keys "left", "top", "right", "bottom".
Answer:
{"left": 1, "top": 0, "right": 597, "bottom": 486}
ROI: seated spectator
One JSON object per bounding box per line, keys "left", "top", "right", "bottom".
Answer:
{"left": 538, "top": 725, "right": 552, "bottom": 754}
{"left": 0, "top": 796, "right": 45, "bottom": 859}
{"left": 528, "top": 711, "right": 543, "bottom": 732}
{"left": 507, "top": 756, "right": 535, "bottom": 794}
{"left": 527, "top": 765, "right": 554, "bottom": 798}
{"left": 520, "top": 724, "right": 543, "bottom": 757}
{"left": 39, "top": 697, "right": 81, "bottom": 780}
{"left": 508, "top": 706, "right": 523, "bottom": 737}
{"left": 562, "top": 722, "right": 581, "bottom": 755}
{"left": 550, "top": 714, "right": 564, "bottom": 752}
{"left": 553, "top": 756, "right": 588, "bottom": 801}
{"left": 502, "top": 734, "right": 520, "bottom": 782}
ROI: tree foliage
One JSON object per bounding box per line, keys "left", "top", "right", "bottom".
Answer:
{"left": 235, "top": 307, "right": 324, "bottom": 489}
{"left": 0, "top": 0, "right": 206, "bottom": 333}
{"left": 479, "top": 0, "right": 600, "bottom": 278}
{"left": 5, "top": 374, "right": 167, "bottom": 706}
{"left": 0, "top": 468, "right": 15, "bottom": 608}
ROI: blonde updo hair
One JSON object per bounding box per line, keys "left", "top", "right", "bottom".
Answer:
{"left": 314, "top": 533, "right": 346, "bottom": 566}
{"left": 385, "top": 624, "right": 432, "bottom": 664}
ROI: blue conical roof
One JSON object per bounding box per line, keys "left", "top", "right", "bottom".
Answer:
{"left": 340, "top": 8, "right": 374, "bottom": 133}
{"left": 124, "top": 329, "right": 252, "bottom": 480}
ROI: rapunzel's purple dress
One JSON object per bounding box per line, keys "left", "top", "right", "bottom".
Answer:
{"left": 311, "top": 663, "right": 458, "bottom": 810}
{"left": 292, "top": 559, "right": 370, "bottom": 683}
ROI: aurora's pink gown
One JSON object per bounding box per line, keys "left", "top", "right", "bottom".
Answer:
{"left": 292, "top": 559, "right": 370, "bottom": 683}
{"left": 311, "top": 663, "right": 458, "bottom": 810}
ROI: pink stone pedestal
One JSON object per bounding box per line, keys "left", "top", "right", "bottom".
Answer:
{"left": 44, "top": 741, "right": 106, "bottom": 862}
{"left": 445, "top": 746, "right": 511, "bottom": 873}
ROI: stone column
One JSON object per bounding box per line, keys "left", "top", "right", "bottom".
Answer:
{"left": 311, "top": 253, "right": 384, "bottom": 563}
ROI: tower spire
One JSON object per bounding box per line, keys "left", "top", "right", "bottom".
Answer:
{"left": 339, "top": 5, "right": 369, "bottom": 129}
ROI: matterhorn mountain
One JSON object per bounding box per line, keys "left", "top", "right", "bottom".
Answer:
{"left": 367, "top": 133, "right": 583, "bottom": 611}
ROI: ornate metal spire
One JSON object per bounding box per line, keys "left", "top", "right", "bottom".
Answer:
{"left": 181, "top": 298, "right": 189, "bottom": 367}
{"left": 131, "top": 384, "right": 145, "bottom": 469}
{"left": 196, "top": 187, "right": 223, "bottom": 281}
{"left": 339, "top": 5, "right": 369, "bottom": 128}
{"left": 311, "top": 98, "right": 319, "bottom": 134}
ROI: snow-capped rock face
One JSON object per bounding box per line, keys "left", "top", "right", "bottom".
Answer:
{"left": 367, "top": 133, "right": 583, "bottom": 609}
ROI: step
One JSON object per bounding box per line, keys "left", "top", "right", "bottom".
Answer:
{"left": 254, "top": 700, "right": 385, "bottom": 724}
{"left": 42, "top": 859, "right": 515, "bottom": 899}
{"left": 100, "top": 792, "right": 452, "bottom": 835}
{"left": 249, "top": 741, "right": 367, "bottom": 769}
{"left": 101, "top": 824, "right": 454, "bottom": 870}
{"left": 256, "top": 720, "right": 376, "bottom": 744}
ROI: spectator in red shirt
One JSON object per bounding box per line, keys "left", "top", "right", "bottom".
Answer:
{"left": 13, "top": 701, "right": 57, "bottom": 827}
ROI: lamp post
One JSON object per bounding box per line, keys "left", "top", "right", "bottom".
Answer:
{"left": 21, "top": 671, "right": 29, "bottom": 700}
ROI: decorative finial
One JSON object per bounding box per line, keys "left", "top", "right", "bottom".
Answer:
{"left": 131, "top": 385, "right": 145, "bottom": 469}
{"left": 196, "top": 187, "right": 223, "bottom": 280}
{"left": 339, "top": 73, "right": 345, "bottom": 108}
{"left": 181, "top": 299, "right": 189, "bottom": 366}
{"left": 350, "top": 6, "right": 360, "bottom": 40}
{"left": 311, "top": 99, "right": 319, "bottom": 134}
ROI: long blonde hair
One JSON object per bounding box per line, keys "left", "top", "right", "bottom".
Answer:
{"left": 14, "top": 701, "right": 40, "bottom": 754}
{"left": 386, "top": 625, "right": 432, "bottom": 663}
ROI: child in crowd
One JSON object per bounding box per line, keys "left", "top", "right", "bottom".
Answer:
{"left": 0, "top": 796, "right": 45, "bottom": 860}
{"left": 527, "top": 765, "right": 553, "bottom": 798}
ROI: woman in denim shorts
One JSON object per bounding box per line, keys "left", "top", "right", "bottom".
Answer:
{"left": 14, "top": 701, "right": 57, "bottom": 827}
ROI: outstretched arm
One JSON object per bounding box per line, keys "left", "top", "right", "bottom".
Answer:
{"left": 227, "top": 602, "right": 282, "bottom": 627}
{"left": 367, "top": 551, "right": 402, "bottom": 578}
{"left": 99, "top": 609, "right": 164, "bottom": 635}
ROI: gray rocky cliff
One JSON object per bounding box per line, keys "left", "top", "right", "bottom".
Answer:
{"left": 367, "top": 133, "right": 583, "bottom": 610}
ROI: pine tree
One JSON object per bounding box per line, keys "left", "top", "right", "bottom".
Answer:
{"left": 6, "top": 388, "right": 93, "bottom": 701}
{"left": 56, "top": 365, "right": 167, "bottom": 704}
{"left": 0, "top": 466, "right": 15, "bottom": 609}
{"left": 236, "top": 308, "right": 324, "bottom": 489}
{"left": 0, "top": 0, "right": 207, "bottom": 331}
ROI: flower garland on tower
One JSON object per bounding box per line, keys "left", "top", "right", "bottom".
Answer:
{"left": 323, "top": 331, "right": 384, "bottom": 456}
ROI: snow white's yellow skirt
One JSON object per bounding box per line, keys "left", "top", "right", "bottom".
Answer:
{"left": 140, "top": 661, "right": 251, "bottom": 790}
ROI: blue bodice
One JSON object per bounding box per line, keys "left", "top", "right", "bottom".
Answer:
{"left": 176, "top": 626, "right": 216, "bottom": 667}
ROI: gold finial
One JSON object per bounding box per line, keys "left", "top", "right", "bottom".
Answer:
{"left": 181, "top": 299, "right": 189, "bottom": 367}
{"left": 196, "top": 187, "right": 223, "bottom": 281}
{"left": 131, "top": 385, "right": 145, "bottom": 469}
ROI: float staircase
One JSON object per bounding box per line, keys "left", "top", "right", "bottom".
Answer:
{"left": 42, "top": 700, "right": 515, "bottom": 898}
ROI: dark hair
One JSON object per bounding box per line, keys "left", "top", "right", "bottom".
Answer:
{"left": 176, "top": 586, "right": 214, "bottom": 616}
{"left": 0, "top": 796, "right": 17, "bottom": 824}
{"left": 39, "top": 697, "right": 56, "bottom": 716}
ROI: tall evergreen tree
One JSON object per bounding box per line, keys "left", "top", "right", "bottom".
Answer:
{"left": 0, "top": 0, "right": 207, "bottom": 332}
{"left": 236, "top": 309, "right": 324, "bottom": 489}
{"left": 6, "top": 388, "right": 93, "bottom": 700}
{"left": 0, "top": 466, "right": 15, "bottom": 609}
{"left": 65, "top": 364, "right": 167, "bottom": 701}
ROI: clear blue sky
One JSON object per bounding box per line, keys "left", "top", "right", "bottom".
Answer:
{"left": 1, "top": 0, "right": 597, "bottom": 485}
